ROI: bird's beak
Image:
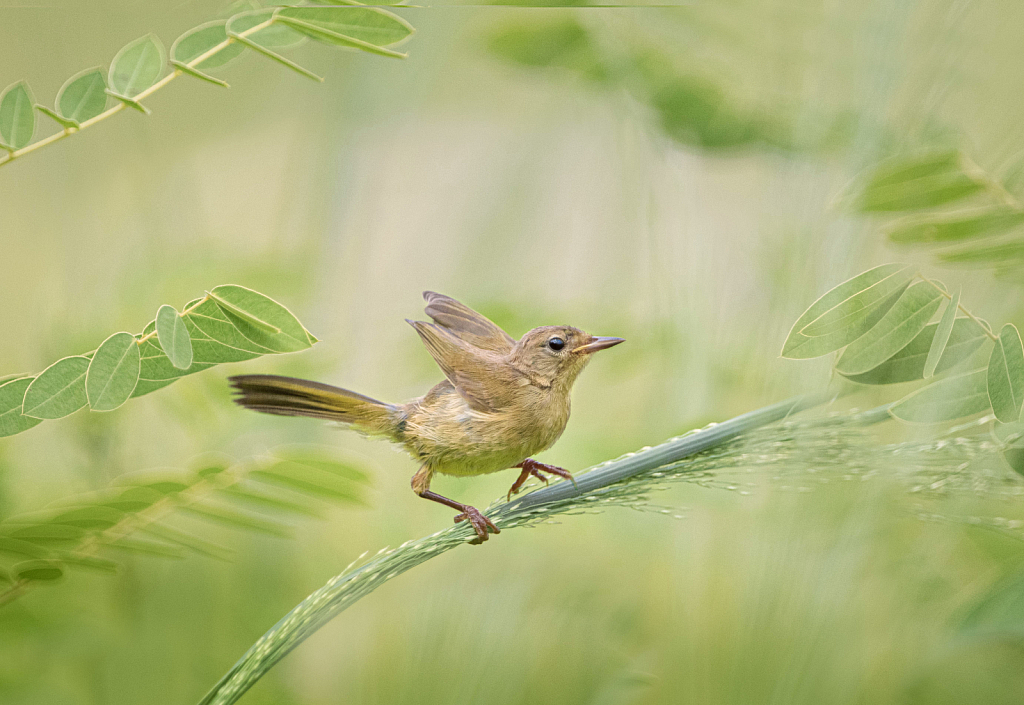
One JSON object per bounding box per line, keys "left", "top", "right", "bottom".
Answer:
{"left": 572, "top": 336, "right": 625, "bottom": 354}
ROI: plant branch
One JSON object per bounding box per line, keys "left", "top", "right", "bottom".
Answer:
{"left": 0, "top": 21, "right": 273, "bottom": 169}
{"left": 0, "top": 579, "right": 28, "bottom": 608}
{"left": 917, "top": 275, "right": 998, "bottom": 341}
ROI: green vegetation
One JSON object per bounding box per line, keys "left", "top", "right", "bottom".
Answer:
{"left": 0, "top": 4, "right": 413, "bottom": 167}
{"left": 3, "top": 2, "right": 1024, "bottom": 705}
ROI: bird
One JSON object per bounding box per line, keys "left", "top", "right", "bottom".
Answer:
{"left": 229, "top": 292, "right": 624, "bottom": 543}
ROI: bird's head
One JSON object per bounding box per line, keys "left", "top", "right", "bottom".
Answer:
{"left": 510, "top": 326, "right": 624, "bottom": 390}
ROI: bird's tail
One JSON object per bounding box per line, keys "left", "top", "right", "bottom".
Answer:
{"left": 229, "top": 374, "right": 401, "bottom": 438}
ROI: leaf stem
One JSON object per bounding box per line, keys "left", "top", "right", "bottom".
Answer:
{"left": 917, "top": 274, "right": 998, "bottom": 341}
{"left": 135, "top": 293, "right": 210, "bottom": 346}
{"left": 961, "top": 154, "right": 1023, "bottom": 210}
{"left": 0, "top": 579, "right": 28, "bottom": 608}
{"left": 0, "top": 20, "right": 275, "bottom": 169}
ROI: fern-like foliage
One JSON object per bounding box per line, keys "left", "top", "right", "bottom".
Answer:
{"left": 0, "top": 1, "right": 415, "bottom": 168}
{"left": 0, "top": 285, "right": 315, "bottom": 438}
{"left": 847, "top": 150, "right": 1024, "bottom": 273}
{"left": 0, "top": 446, "right": 372, "bottom": 608}
{"left": 781, "top": 264, "right": 1024, "bottom": 472}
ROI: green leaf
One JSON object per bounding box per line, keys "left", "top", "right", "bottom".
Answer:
{"left": 35, "top": 105, "right": 79, "bottom": 129}
{"left": 180, "top": 502, "right": 293, "bottom": 537}
{"left": 488, "top": 18, "right": 594, "bottom": 70}
{"left": 56, "top": 68, "right": 108, "bottom": 124}
{"left": 108, "top": 34, "right": 166, "bottom": 98}
{"left": 799, "top": 266, "right": 914, "bottom": 336}
{"left": 842, "top": 317, "right": 988, "bottom": 385}
{"left": 924, "top": 288, "right": 960, "bottom": 378}
{"left": 227, "top": 9, "right": 307, "bottom": 49}
{"left": 835, "top": 282, "right": 945, "bottom": 375}
{"left": 227, "top": 33, "right": 322, "bottom": 82}
{"left": 250, "top": 460, "right": 366, "bottom": 502}
{"left": 57, "top": 553, "right": 118, "bottom": 573}
{"left": 170, "top": 20, "right": 246, "bottom": 70}
{"left": 86, "top": 332, "right": 141, "bottom": 411}
{"left": 114, "top": 469, "right": 199, "bottom": 495}
{"left": 959, "top": 567, "right": 1024, "bottom": 636}
{"left": 139, "top": 523, "right": 232, "bottom": 560}
{"left": 45, "top": 505, "right": 126, "bottom": 530}
{"left": 207, "top": 285, "right": 314, "bottom": 353}
{"left": 1005, "top": 447, "right": 1024, "bottom": 476}
{"left": 218, "top": 484, "right": 324, "bottom": 518}
{"left": 274, "top": 6, "right": 414, "bottom": 59}
{"left": 988, "top": 323, "right": 1024, "bottom": 423}
{"left": 106, "top": 537, "right": 186, "bottom": 559}
{"left": 886, "top": 207, "right": 1024, "bottom": 245}
{"left": 781, "top": 264, "right": 913, "bottom": 359}
{"left": 0, "top": 537, "right": 54, "bottom": 560}
{"left": 224, "top": 10, "right": 321, "bottom": 81}
{"left": 889, "top": 368, "right": 991, "bottom": 423}
{"left": 272, "top": 447, "right": 371, "bottom": 483}
{"left": 104, "top": 90, "right": 152, "bottom": 115}
{"left": 182, "top": 301, "right": 273, "bottom": 360}
{"left": 856, "top": 150, "right": 985, "bottom": 212}
{"left": 4, "top": 523, "right": 87, "bottom": 548}
{"left": 937, "top": 239, "right": 1024, "bottom": 266}
{"left": 156, "top": 305, "right": 194, "bottom": 370}
{"left": 191, "top": 453, "right": 233, "bottom": 478}
{"left": 13, "top": 560, "right": 64, "bottom": 582}
{"left": 135, "top": 333, "right": 214, "bottom": 389}
{"left": 171, "top": 62, "right": 230, "bottom": 88}
{"left": 22, "top": 356, "right": 90, "bottom": 420}
{"left": 0, "top": 81, "right": 35, "bottom": 150}
{"left": 100, "top": 486, "right": 167, "bottom": 512}
{"left": 994, "top": 421, "right": 1024, "bottom": 448}
{"left": 0, "top": 377, "right": 43, "bottom": 437}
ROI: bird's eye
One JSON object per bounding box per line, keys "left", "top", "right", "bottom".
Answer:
{"left": 548, "top": 337, "right": 565, "bottom": 351}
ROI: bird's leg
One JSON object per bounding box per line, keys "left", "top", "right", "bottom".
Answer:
{"left": 506, "top": 458, "right": 578, "bottom": 500}
{"left": 411, "top": 466, "right": 499, "bottom": 544}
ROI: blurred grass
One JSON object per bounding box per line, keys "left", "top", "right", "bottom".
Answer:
{"left": 2, "top": 0, "right": 1024, "bottom": 703}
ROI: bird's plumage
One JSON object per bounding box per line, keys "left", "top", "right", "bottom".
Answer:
{"left": 422, "top": 291, "right": 515, "bottom": 353}
{"left": 229, "top": 292, "right": 623, "bottom": 542}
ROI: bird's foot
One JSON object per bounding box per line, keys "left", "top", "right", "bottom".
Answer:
{"left": 507, "top": 458, "right": 577, "bottom": 500}
{"left": 454, "top": 505, "right": 500, "bottom": 544}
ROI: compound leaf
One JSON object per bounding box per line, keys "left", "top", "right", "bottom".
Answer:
{"left": 22, "top": 356, "right": 90, "bottom": 420}
{"left": 988, "top": 324, "right": 1024, "bottom": 423}
{"left": 56, "top": 68, "right": 108, "bottom": 124}
{"left": 0, "top": 81, "right": 35, "bottom": 150}
{"left": 108, "top": 34, "right": 166, "bottom": 98}
{"left": 889, "top": 368, "right": 991, "bottom": 423}
{"left": 156, "top": 305, "right": 193, "bottom": 370}
{"left": 86, "top": 332, "right": 141, "bottom": 411}
{"left": 835, "top": 282, "right": 944, "bottom": 375}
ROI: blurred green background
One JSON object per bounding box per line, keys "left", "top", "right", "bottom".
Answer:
{"left": 3, "top": 1, "right": 1024, "bottom": 703}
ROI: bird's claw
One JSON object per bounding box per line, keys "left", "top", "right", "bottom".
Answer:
{"left": 506, "top": 459, "right": 577, "bottom": 500}
{"left": 454, "top": 506, "right": 499, "bottom": 543}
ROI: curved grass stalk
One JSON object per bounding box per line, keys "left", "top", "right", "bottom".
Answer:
{"left": 198, "top": 394, "right": 844, "bottom": 705}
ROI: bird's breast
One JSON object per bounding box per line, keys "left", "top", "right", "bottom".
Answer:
{"left": 400, "top": 385, "right": 571, "bottom": 477}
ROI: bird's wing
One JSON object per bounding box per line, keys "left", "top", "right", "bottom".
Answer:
{"left": 407, "top": 319, "right": 521, "bottom": 413}
{"left": 422, "top": 292, "right": 515, "bottom": 353}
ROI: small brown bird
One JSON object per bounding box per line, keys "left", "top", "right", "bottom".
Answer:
{"left": 229, "top": 292, "right": 623, "bottom": 542}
